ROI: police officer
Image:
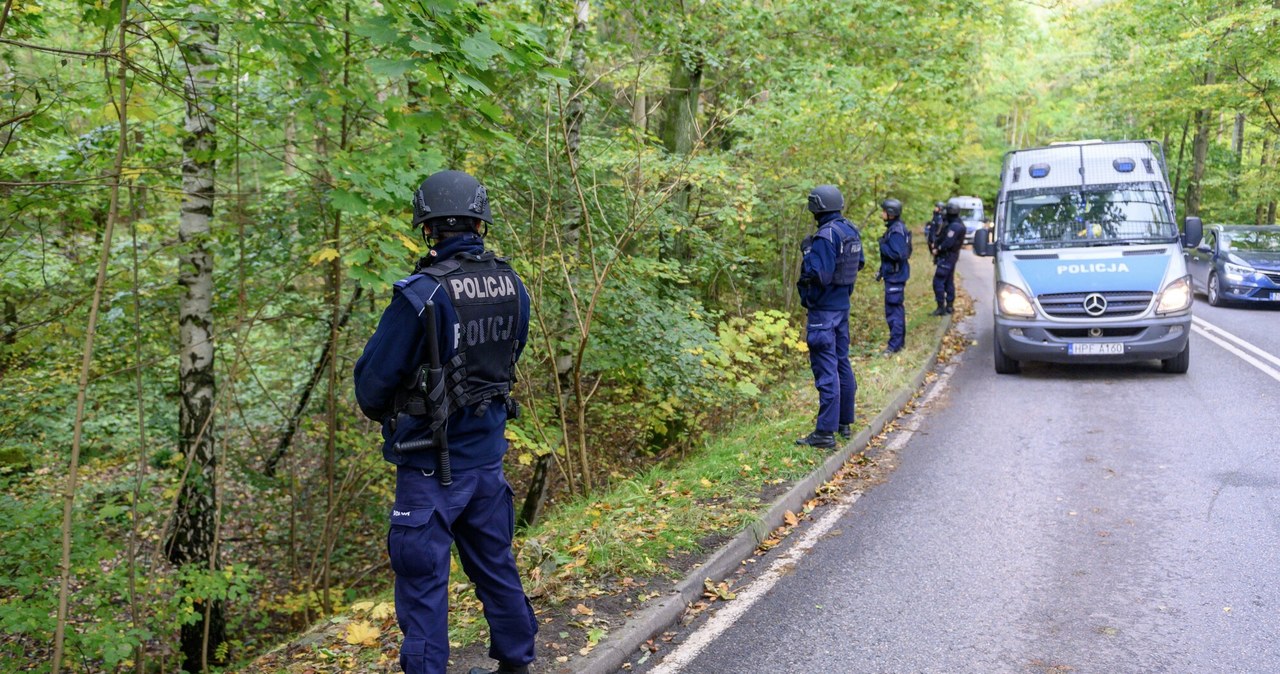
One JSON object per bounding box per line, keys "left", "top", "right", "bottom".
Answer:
{"left": 795, "top": 184, "right": 863, "bottom": 448}
{"left": 931, "top": 201, "right": 967, "bottom": 316}
{"left": 354, "top": 170, "right": 537, "bottom": 674}
{"left": 875, "top": 198, "right": 910, "bottom": 355}
{"left": 925, "top": 201, "right": 945, "bottom": 255}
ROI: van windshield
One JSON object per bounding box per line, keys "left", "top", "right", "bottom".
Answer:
{"left": 1001, "top": 183, "right": 1176, "bottom": 249}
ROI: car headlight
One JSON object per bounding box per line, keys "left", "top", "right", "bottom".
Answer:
{"left": 1156, "top": 275, "right": 1193, "bottom": 315}
{"left": 1223, "top": 262, "right": 1254, "bottom": 282}
{"left": 997, "top": 281, "right": 1036, "bottom": 318}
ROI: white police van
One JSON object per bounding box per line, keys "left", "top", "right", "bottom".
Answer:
{"left": 948, "top": 195, "right": 985, "bottom": 243}
{"left": 973, "top": 140, "right": 1204, "bottom": 374}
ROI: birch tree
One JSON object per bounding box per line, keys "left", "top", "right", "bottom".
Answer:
{"left": 166, "top": 10, "right": 222, "bottom": 672}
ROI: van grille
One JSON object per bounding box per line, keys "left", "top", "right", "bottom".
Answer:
{"left": 1264, "top": 271, "right": 1280, "bottom": 285}
{"left": 1037, "top": 291, "right": 1153, "bottom": 319}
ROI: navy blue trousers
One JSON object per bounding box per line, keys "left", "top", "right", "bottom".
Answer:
{"left": 884, "top": 284, "right": 906, "bottom": 352}
{"left": 933, "top": 254, "right": 958, "bottom": 306}
{"left": 806, "top": 309, "right": 856, "bottom": 433}
{"left": 389, "top": 462, "right": 537, "bottom": 674}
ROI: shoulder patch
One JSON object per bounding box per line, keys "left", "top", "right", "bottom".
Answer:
{"left": 394, "top": 273, "right": 425, "bottom": 290}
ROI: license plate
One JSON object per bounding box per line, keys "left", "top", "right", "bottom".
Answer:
{"left": 1069, "top": 342, "right": 1124, "bottom": 356}
{"left": 1271, "top": 292, "right": 1280, "bottom": 300}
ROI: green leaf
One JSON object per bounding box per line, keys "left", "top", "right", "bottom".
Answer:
{"left": 409, "top": 36, "right": 445, "bottom": 54}
{"left": 460, "top": 31, "right": 503, "bottom": 67}
{"left": 449, "top": 70, "right": 492, "bottom": 95}
{"left": 367, "top": 58, "right": 418, "bottom": 79}
{"left": 476, "top": 101, "right": 504, "bottom": 123}
{"left": 330, "top": 189, "right": 368, "bottom": 214}
{"left": 352, "top": 15, "right": 401, "bottom": 46}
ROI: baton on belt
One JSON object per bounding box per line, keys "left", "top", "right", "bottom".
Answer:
{"left": 392, "top": 300, "right": 452, "bottom": 486}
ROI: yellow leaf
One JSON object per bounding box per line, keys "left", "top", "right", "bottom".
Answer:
{"left": 396, "top": 231, "right": 423, "bottom": 254}
{"left": 784, "top": 510, "right": 799, "bottom": 527}
{"left": 309, "top": 248, "right": 340, "bottom": 265}
{"left": 350, "top": 601, "right": 375, "bottom": 613}
{"left": 573, "top": 603, "right": 594, "bottom": 616}
{"left": 699, "top": 478, "right": 713, "bottom": 488}
{"left": 344, "top": 620, "right": 380, "bottom": 646}
{"left": 370, "top": 602, "right": 395, "bottom": 620}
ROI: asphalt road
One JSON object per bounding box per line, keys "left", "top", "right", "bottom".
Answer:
{"left": 639, "top": 250, "right": 1280, "bottom": 674}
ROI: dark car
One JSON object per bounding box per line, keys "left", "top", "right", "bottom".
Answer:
{"left": 1185, "top": 224, "right": 1280, "bottom": 306}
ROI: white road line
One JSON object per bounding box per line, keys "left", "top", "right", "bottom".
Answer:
{"left": 1192, "top": 324, "right": 1280, "bottom": 384}
{"left": 648, "top": 364, "right": 955, "bottom": 674}
{"left": 1192, "top": 315, "right": 1280, "bottom": 371}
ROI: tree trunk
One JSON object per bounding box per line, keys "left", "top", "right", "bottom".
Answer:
{"left": 631, "top": 90, "right": 647, "bottom": 130}
{"left": 661, "top": 52, "right": 702, "bottom": 261}
{"left": 167, "top": 11, "right": 223, "bottom": 672}
{"left": 1231, "top": 113, "right": 1244, "bottom": 200}
{"left": 523, "top": 0, "right": 591, "bottom": 526}
{"left": 1171, "top": 114, "right": 1191, "bottom": 207}
{"left": 51, "top": 2, "right": 129, "bottom": 670}
{"left": 1258, "top": 139, "right": 1270, "bottom": 224}
{"left": 1186, "top": 72, "right": 1215, "bottom": 217}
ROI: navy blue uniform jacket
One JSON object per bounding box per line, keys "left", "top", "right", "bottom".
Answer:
{"left": 936, "top": 217, "right": 966, "bottom": 257}
{"left": 354, "top": 234, "right": 531, "bottom": 471}
{"left": 798, "top": 212, "right": 863, "bottom": 311}
{"left": 878, "top": 219, "right": 911, "bottom": 284}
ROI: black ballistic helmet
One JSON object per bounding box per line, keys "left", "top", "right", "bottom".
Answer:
{"left": 411, "top": 170, "right": 493, "bottom": 229}
{"left": 935, "top": 201, "right": 946, "bottom": 210}
{"left": 946, "top": 200, "right": 962, "bottom": 216}
{"left": 807, "top": 184, "right": 845, "bottom": 214}
{"left": 881, "top": 198, "right": 903, "bottom": 219}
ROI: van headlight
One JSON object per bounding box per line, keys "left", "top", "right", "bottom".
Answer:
{"left": 1155, "top": 275, "right": 1193, "bottom": 315}
{"left": 997, "top": 282, "right": 1036, "bottom": 318}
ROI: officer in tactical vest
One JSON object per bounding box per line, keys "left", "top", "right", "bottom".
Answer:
{"left": 876, "top": 198, "right": 911, "bottom": 355}
{"left": 354, "top": 170, "right": 537, "bottom": 674}
{"left": 931, "top": 201, "right": 967, "bottom": 316}
{"left": 925, "top": 201, "right": 945, "bottom": 256}
{"left": 795, "top": 184, "right": 864, "bottom": 448}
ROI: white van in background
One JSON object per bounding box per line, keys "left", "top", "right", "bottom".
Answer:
{"left": 948, "top": 196, "right": 985, "bottom": 243}
{"left": 972, "top": 139, "right": 1204, "bottom": 374}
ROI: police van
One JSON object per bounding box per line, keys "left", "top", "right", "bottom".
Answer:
{"left": 973, "top": 139, "right": 1204, "bottom": 374}
{"left": 948, "top": 195, "right": 985, "bottom": 243}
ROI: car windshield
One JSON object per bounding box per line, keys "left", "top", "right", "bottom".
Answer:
{"left": 1222, "top": 230, "right": 1280, "bottom": 252}
{"left": 1001, "top": 183, "right": 1176, "bottom": 249}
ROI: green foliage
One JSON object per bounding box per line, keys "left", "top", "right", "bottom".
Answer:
{"left": 712, "top": 310, "right": 806, "bottom": 397}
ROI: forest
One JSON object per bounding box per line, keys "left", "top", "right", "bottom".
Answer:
{"left": 1, "top": 0, "right": 1277, "bottom": 671}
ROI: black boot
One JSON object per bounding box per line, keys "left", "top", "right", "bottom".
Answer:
{"left": 837, "top": 424, "right": 852, "bottom": 439}
{"left": 468, "top": 664, "right": 529, "bottom": 674}
{"left": 929, "top": 304, "right": 947, "bottom": 316}
{"left": 944, "top": 303, "right": 954, "bottom": 314}
{"left": 795, "top": 431, "right": 836, "bottom": 449}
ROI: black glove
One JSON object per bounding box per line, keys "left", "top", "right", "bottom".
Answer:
{"left": 875, "top": 272, "right": 883, "bottom": 282}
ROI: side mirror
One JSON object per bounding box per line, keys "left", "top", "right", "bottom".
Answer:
{"left": 973, "top": 228, "right": 992, "bottom": 257}
{"left": 1183, "top": 216, "right": 1203, "bottom": 249}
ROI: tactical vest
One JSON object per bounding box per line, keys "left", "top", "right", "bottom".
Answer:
{"left": 806, "top": 218, "right": 862, "bottom": 287}
{"left": 395, "top": 251, "right": 523, "bottom": 428}
{"left": 884, "top": 220, "right": 912, "bottom": 258}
